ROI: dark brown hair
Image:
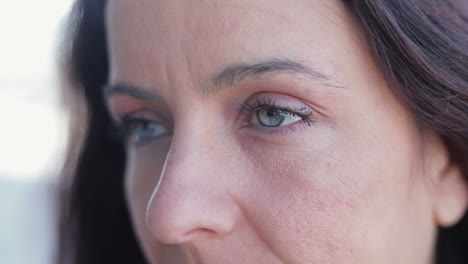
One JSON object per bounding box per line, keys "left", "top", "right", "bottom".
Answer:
{"left": 57, "top": 0, "right": 468, "bottom": 263}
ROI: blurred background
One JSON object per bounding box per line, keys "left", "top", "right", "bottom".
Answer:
{"left": 0, "top": 0, "right": 73, "bottom": 263}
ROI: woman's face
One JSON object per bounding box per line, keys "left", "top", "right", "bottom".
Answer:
{"left": 104, "top": 0, "right": 466, "bottom": 263}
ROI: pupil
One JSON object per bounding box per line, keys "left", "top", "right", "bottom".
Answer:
{"left": 267, "top": 109, "right": 276, "bottom": 117}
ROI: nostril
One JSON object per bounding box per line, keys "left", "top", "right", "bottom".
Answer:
{"left": 182, "top": 228, "right": 217, "bottom": 241}
{"left": 155, "top": 228, "right": 218, "bottom": 245}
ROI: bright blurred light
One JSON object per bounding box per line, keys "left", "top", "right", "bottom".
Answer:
{"left": 0, "top": 0, "right": 73, "bottom": 180}
{"left": 0, "top": 0, "right": 73, "bottom": 79}
{"left": 0, "top": 1, "right": 74, "bottom": 264}
{"left": 0, "top": 95, "right": 68, "bottom": 178}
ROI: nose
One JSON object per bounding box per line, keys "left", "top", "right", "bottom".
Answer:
{"left": 145, "top": 132, "right": 241, "bottom": 244}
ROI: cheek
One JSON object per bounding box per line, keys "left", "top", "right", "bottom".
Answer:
{"left": 236, "top": 116, "right": 430, "bottom": 262}
{"left": 236, "top": 137, "right": 365, "bottom": 262}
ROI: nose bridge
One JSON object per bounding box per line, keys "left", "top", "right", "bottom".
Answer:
{"left": 160, "top": 118, "right": 217, "bottom": 189}
{"left": 145, "top": 122, "right": 240, "bottom": 244}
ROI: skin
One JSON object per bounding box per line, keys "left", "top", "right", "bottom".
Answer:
{"left": 104, "top": 0, "right": 468, "bottom": 263}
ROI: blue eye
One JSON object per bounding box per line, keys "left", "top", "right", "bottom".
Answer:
{"left": 123, "top": 118, "right": 169, "bottom": 145}
{"left": 240, "top": 96, "right": 315, "bottom": 129}
{"left": 256, "top": 108, "right": 302, "bottom": 127}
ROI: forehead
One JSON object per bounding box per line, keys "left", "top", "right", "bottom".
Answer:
{"left": 105, "top": 0, "right": 360, "bottom": 90}
{"left": 107, "top": 0, "right": 344, "bottom": 29}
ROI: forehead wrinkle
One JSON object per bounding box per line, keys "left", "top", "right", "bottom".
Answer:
{"left": 109, "top": 0, "right": 350, "bottom": 100}
{"left": 180, "top": 0, "right": 298, "bottom": 37}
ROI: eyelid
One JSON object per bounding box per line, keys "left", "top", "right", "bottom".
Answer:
{"left": 119, "top": 110, "right": 156, "bottom": 123}
{"left": 241, "top": 92, "right": 313, "bottom": 111}
{"left": 106, "top": 95, "right": 173, "bottom": 125}
{"left": 121, "top": 110, "right": 173, "bottom": 131}
{"left": 240, "top": 93, "right": 315, "bottom": 117}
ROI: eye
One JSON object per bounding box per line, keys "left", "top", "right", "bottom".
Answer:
{"left": 240, "top": 95, "right": 316, "bottom": 130}
{"left": 256, "top": 108, "right": 302, "bottom": 127}
{"left": 122, "top": 118, "right": 169, "bottom": 145}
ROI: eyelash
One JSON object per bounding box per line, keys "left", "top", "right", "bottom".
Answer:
{"left": 108, "top": 113, "right": 169, "bottom": 145}
{"left": 239, "top": 97, "right": 316, "bottom": 128}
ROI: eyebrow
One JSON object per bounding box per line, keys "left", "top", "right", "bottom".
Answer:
{"left": 103, "top": 83, "right": 157, "bottom": 100}
{"left": 210, "top": 58, "right": 331, "bottom": 91}
{"left": 104, "top": 58, "right": 338, "bottom": 99}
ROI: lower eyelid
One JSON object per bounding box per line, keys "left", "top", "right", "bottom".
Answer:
{"left": 120, "top": 109, "right": 173, "bottom": 129}
{"left": 240, "top": 118, "right": 315, "bottom": 136}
